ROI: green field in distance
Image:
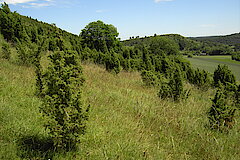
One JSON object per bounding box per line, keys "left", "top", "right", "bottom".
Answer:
{"left": 185, "top": 56, "right": 240, "bottom": 81}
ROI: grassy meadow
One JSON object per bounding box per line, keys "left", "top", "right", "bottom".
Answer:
{"left": 0, "top": 57, "right": 240, "bottom": 159}
{"left": 185, "top": 56, "right": 240, "bottom": 81}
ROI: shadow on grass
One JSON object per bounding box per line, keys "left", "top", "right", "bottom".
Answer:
{"left": 17, "top": 135, "right": 55, "bottom": 160}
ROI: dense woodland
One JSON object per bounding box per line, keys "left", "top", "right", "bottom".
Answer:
{"left": 0, "top": 2, "right": 240, "bottom": 157}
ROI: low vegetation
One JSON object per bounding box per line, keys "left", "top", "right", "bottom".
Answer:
{"left": 1, "top": 59, "right": 240, "bottom": 159}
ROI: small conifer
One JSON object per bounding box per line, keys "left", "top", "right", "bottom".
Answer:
{"left": 208, "top": 86, "right": 237, "bottom": 131}
{"left": 41, "top": 50, "right": 89, "bottom": 150}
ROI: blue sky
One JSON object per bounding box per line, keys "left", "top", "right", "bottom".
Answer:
{"left": 1, "top": 0, "right": 239, "bottom": 40}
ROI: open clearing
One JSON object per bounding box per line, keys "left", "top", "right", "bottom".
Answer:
{"left": 185, "top": 56, "right": 240, "bottom": 81}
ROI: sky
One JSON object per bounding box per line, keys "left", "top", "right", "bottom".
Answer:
{"left": 0, "top": 0, "right": 239, "bottom": 40}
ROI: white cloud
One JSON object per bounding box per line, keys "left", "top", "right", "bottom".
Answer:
{"left": 154, "top": 0, "right": 173, "bottom": 3}
{"left": 0, "top": 0, "right": 36, "bottom": 4}
{"left": 0, "top": 0, "right": 54, "bottom": 7}
{"left": 28, "top": 2, "right": 51, "bottom": 7}
{"left": 96, "top": 9, "right": 106, "bottom": 13}
{"left": 200, "top": 24, "right": 216, "bottom": 28}
{"left": 1, "top": 0, "right": 54, "bottom": 6}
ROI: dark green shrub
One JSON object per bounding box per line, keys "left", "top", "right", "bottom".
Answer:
{"left": 16, "top": 43, "right": 30, "bottom": 65}
{"left": 141, "top": 70, "right": 159, "bottom": 86}
{"left": 158, "top": 82, "right": 173, "bottom": 99}
{"left": 186, "top": 67, "right": 195, "bottom": 83}
{"left": 130, "top": 59, "right": 141, "bottom": 70}
{"left": 213, "top": 64, "right": 236, "bottom": 87}
{"left": 33, "top": 46, "right": 43, "bottom": 97}
{"left": 105, "top": 51, "right": 121, "bottom": 74}
{"left": 48, "top": 38, "right": 58, "bottom": 52}
{"left": 160, "top": 57, "right": 176, "bottom": 78}
{"left": 41, "top": 50, "right": 89, "bottom": 150}
{"left": 16, "top": 41, "right": 37, "bottom": 66}
{"left": 81, "top": 47, "right": 91, "bottom": 61}
{"left": 158, "top": 69, "right": 190, "bottom": 101}
{"left": 208, "top": 87, "right": 237, "bottom": 131}
{"left": 96, "top": 51, "right": 106, "bottom": 65}
{"left": 170, "top": 69, "right": 190, "bottom": 101}
{"left": 192, "top": 69, "right": 211, "bottom": 90}
{"left": 236, "top": 85, "right": 240, "bottom": 109}
{"left": 1, "top": 42, "right": 11, "bottom": 60}
{"left": 141, "top": 46, "right": 153, "bottom": 71}
{"left": 231, "top": 51, "right": 240, "bottom": 61}
{"left": 122, "top": 59, "right": 131, "bottom": 71}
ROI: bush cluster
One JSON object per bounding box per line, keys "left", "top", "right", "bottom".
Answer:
{"left": 208, "top": 86, "right": 237, "bottom": 131}
{"left": 208, "top": 65, "right": 239, "bottom": 131}
{"left": 232, "top": 51, "right": 240, "bottom": 61}
{"left": 1, "top": 42, "right": 11, "bottom": 59}
{"left": 158, "top": 69, "right": 190, "bottom": 101}
{"left": 187, "top": 68, "right": 211, "bottom": 90}
{"left": 213, "top": 64, "right": 236, "bottom": 87}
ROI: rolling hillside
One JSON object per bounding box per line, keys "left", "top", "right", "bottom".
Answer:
{"left": 190, "top": 33, "right": 240, "bottom": 46}
{"left": 0, "top": 3, "right": 240, "bottom": 160}
{"left": 1, "top": 58, "right": 240, "bottom": 159}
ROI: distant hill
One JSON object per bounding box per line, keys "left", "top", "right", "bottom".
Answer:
{"left": 123, "top": 33, "right": 240, "bottom": 54}
{"left": 122, "top": 34, "right": 195, "bottom": 51}
{"left": 190, "top": 33, "right": 240, "bottom": 46}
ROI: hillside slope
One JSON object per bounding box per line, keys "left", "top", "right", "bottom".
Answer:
{"left": 0, "top": 59, "right": 239, "bottom": 159}
{"left": 190, "top": 33, "right": 240, "bottom": 46}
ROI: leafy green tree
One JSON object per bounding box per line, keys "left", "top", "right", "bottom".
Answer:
{"left": 41, "top": 50, "right": 89, "bottom": 150}
{"left": 80, "top": 20, "right": 119, "bottom": 52}
{"left": 149, "top": 37, "right": 179, "bottom": 56}
{"left": 213, "top": 64, "right": 236, "bottom": 87}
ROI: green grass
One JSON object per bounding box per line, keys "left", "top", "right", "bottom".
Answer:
{"left": 0, "top": 59, "right": 48, "bottom": 159}
{"left": 185, "top": 56, "right": 240, "bottom": 81}
{"left": 0, "top": 58, "right": 240, "bottom": 159}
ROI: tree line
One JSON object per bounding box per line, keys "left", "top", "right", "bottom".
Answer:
{"left": 124, "top": 34, "right": 238, "bottom": 57}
